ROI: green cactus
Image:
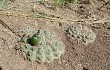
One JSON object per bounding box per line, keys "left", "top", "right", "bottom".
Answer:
{"left": 66, "top": 23, "right": 96, "bottom": 45}
{"left": 21, "top": 29, "right": 65, "bottom": 63}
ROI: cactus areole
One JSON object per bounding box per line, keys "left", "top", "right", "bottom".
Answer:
{"left": 21, "top": 29, "right": 65, "bottom": 63}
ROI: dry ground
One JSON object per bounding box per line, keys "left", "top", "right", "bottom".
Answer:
{"left": 0, "top": 0, "right": 110, "bottom": 70}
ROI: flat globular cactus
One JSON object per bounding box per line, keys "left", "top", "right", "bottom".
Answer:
{"left": 21, "top": 29, "right": 65, "bottom": 63}
{"left": 66, "top": 23, "right": 96, "bottom": 45}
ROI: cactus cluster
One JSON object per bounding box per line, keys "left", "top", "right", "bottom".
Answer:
{"left": 21, "top": 29, "right": 65, "bottom": 63}
{"left": 66, "top": 23, "right": 96, "bottom": 45}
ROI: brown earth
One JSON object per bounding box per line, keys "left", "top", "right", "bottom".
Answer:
{"left": 0, "top": 0, "right": 110, "bottom": 70}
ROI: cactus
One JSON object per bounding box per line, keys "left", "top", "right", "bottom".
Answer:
{"left": 66, "top": 23, "right": 96, "bottom": 45}
{"left": 21, "top": 29, "right": 65, "bottom": 63}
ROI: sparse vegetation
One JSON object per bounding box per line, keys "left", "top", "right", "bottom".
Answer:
{"left": 0, "top": 0, "right": 5, "bottom": 10}
{"left": 55, "top": 0, "right": 77, "bottom": 7}
{"left": 0, "top": 0, "right": 110, "bottom": 70}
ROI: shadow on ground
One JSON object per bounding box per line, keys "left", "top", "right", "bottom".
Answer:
{"left": 0, "top": 66, "right": 3, "bottom": 70}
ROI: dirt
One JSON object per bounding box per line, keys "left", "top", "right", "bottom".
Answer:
{"left": 0, "top": 0, "right": 110, "bottom": 70}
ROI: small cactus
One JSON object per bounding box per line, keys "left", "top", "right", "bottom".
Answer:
{"left": 66, "top": 23, "right": 96, "bottom": 45}
{"left": 21, "top": 29, "right": 65, "bottom": 63}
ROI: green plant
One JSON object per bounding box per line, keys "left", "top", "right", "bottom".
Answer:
{"left": 30, "top": 31, "right": 41, "bottom": 46}
{"left": 21, "top": 29, "right": 65, "bottom": 63}
{"left": 66, "top": 23, "right": 96, "bottom": 45}
{"left": 55, "top": 0, "right": 64, "bottom": 7}
{"left": 0, "top": 0, "right": 5, "bottom": 10}
{"left": 55, "top": 0, "right": 77, "bottom": 7}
